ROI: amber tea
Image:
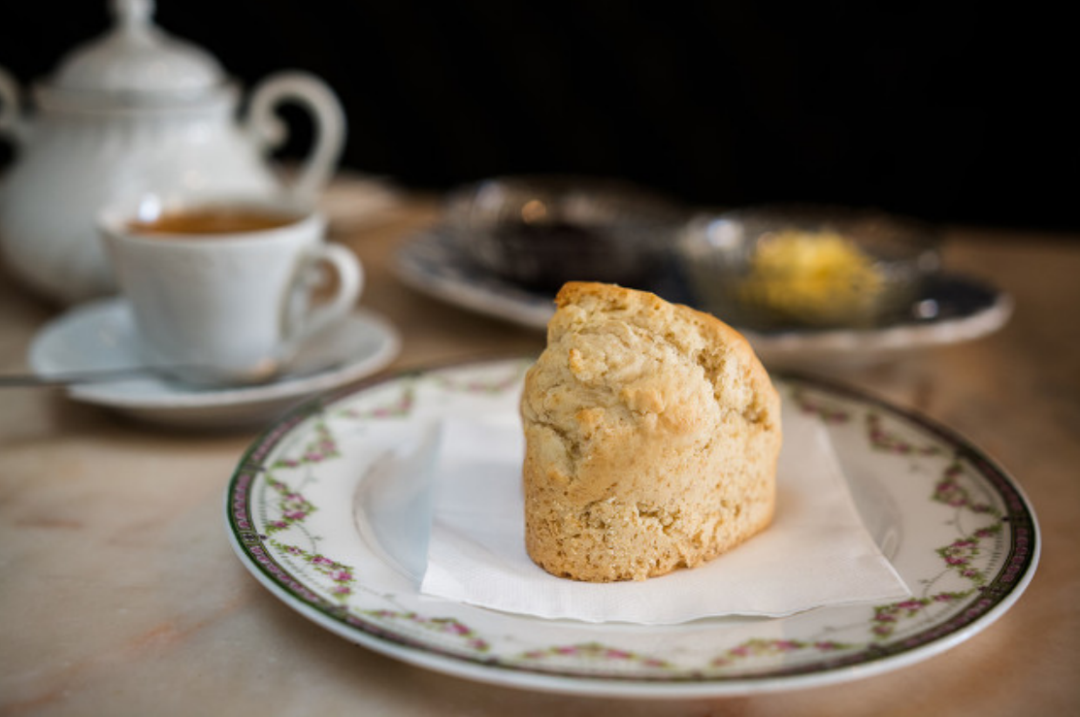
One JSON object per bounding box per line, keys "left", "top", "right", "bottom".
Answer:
{"left": 128, "top": 205, "right": 299, "bottom": 236}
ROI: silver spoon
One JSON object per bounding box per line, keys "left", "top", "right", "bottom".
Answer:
{"left": 0, "top": 359, "right": 345, "bottom": 388}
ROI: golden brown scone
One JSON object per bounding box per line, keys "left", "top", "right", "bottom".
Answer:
{"left": 520, "top": 281, "right": 782, "bottom": 582}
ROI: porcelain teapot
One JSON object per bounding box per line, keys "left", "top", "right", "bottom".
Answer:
{"left": 0, "top": 0, "right": 345, "bottom": 304}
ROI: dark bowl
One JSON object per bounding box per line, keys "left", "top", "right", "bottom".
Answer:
{"left": 444, "top": 176, "right": 686, "bottom": 292}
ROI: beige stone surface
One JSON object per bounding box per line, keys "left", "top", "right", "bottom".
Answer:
{"left": 1, "top": 187, "right": 1078, "bottom": 716}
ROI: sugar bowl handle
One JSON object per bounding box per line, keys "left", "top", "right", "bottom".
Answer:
{"left": 246, "top": 71, "right": 346, "bottom": 203}
{"left": 0, "top": 66, "right": 28, "bottom": 146}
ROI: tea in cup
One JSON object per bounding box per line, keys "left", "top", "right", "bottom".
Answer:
{"left": 99, "top": 194, "right": 363, "bottom": 386}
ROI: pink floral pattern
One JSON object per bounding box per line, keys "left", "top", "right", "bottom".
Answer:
{"left": 711, "top": 638, "right": 852, "bottom": 667}
{"left": 519, "top": 642, "right": 671, "bottom": 670}
{"left": 870, "top": 592, "right": 972, "bottom": 638}
{"left": 933, "top": 462, "right": 1000, "bottom": 515}
{"left": 272, "top": 541, "right": 357, "bottom": 601}
{"left": 270, "top": 421, "right": 340, "bottom": 469}
{"left": 792, "top": 387, "right": 851, "bottom": 423}
{"left": 936, "top": 521, "right": 1002, "bottom": 585}
{"left": 432, "top": 361, "right": 530, "bottom": 394}
{"left": 339, "top": 383, "right": 415, "bottom": 420}
{"left": 866, "top": 412, "right": 944, "bottom": 456}
{"left": 362, "top": 610, "right": 490, "bottom": 652}
{"left": 264, "top": 477, "right": 315, "bottom": 534}
{"left": 861, "top": 426, "right": 1008, "bottom": 640}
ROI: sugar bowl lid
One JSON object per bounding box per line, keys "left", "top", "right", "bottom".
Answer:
{"left": 46, "top": 0, "right": 225, "bottom": 98}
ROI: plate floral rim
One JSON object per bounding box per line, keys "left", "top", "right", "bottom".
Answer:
{"left": 224, "top": 357, "right": 1039, "bottom": 697}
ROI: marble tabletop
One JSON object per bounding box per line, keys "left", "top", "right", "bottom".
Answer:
{"left": 1, "top": 178, "right": 1077, "bottom": 716}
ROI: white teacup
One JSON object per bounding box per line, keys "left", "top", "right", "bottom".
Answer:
{"left": 99, "top": 194, "right": 363, "bottom": 386}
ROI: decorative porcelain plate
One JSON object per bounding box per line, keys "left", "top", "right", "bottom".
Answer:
{"left": 29, "top": 298, "right": 401, "bottom": 429}
{"left": 224, "top": 358, "right": 1038, "bottom": 697}
{"left": 394, "top": 229, "right": 1013, "bottom": 369}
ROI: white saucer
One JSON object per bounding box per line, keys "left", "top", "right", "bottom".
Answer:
{"left": 395, "top": 228, "right": 1013, "bottom": 369}
{"left": 28, "top": 298, "right": 401, "bottom": 430}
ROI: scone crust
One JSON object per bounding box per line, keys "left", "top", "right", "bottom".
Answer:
{"left": 520, "top": 281, "right": 782, "bottom": 582}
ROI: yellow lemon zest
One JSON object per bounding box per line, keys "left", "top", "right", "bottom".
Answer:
{"left": 738, "top": 230, "right": 883, "bottom": 324}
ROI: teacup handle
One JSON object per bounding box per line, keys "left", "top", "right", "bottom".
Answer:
{"left": 284, "top": 243, "right": 364, "bottom": 356}
{"left": 247, "top": 71, "right": 346, "bottom": 203}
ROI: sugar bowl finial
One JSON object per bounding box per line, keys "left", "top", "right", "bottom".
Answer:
{"left": 112, "top": 0, "right": 155, "bottom": 29}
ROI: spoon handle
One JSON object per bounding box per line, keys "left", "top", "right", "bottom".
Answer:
{"left": 0, "top": 367, "right": 160, "bottom": 387}
{"left": 0, "top": 359, "right": 345, "bottom": 388}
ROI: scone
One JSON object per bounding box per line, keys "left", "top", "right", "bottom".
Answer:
{"left": 520, "top": 282, "right": 782, "bottom": 582}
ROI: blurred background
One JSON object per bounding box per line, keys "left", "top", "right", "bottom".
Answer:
{"left": 1, "top": 0, "right": 1074, "bottom": 232}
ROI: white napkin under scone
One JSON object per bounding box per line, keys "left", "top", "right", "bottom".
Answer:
{"left": 413, "top": 399, "right": 909, "bottom": 625}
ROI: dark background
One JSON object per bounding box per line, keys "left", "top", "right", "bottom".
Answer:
{"left": 1, "top": 1, "right": 1076, "bottom": 232}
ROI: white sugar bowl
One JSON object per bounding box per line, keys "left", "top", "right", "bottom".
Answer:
{"left": 0, "top": 0, "right": 345, "bottom": 304}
